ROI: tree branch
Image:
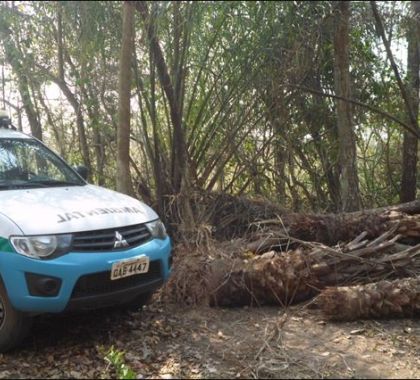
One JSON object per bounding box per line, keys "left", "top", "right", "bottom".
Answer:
{"left": 286, "top": 84, "right": 420, "bottom": 139}
{"left": 371, "top": 1, "right": 419, "bottom": 133}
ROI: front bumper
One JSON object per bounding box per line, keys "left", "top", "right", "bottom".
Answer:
{"left": 0, "top": 237, "right": 171, "bottom": 313}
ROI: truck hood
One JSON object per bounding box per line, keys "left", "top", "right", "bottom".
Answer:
{"left": 0, "top": 184, "right": 158, "bottom": 235}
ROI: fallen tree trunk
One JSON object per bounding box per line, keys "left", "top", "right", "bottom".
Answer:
{"left": 196, "top": 192, "right": 420, "bottom": 244}
{"left": 207, "top": 231, "right": 420, "bottom": 306}
{"left": 164, "top": 228, "right": 420, "bottom": 307}
{"left": 244, "top": 211, "right": 420, "bottom": 252}
{"left": 166, "top": 191, "right": 420, "bottom": 245}
{"left": 210, "top": 195, "right": 420, "bottom": 245}
{"left": 318, "top": 277, "right": 420, "bottom": 321}
{"left": 163, "top": 196, "right": 420, "bottom": 321}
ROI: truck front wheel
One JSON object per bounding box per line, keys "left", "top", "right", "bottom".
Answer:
{"left": 0, "top": 282, "right": 32, "bottom": 352}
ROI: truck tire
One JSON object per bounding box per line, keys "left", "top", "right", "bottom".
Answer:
{"left": 0, "top": 282, "right": 32, "bottom": 352}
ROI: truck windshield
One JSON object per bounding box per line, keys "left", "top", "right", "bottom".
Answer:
{"left": 0, "top": 138, "right": 85, "bottom": 190}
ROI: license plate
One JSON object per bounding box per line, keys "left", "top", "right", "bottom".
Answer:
{"left": 111, "top": 256, "right": 150, "bottom": 280}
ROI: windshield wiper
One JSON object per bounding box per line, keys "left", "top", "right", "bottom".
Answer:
{"left": 0, "top": 182, "right": 47, "bottom": 190}
{"left": 0, "top": 184, "right": 14, "bottom": 190}
{"left": 0, "top": 180, "right": 82, "bottom": 190}
{"left": 29, "top": 180, "right": 82, "bottom": 187}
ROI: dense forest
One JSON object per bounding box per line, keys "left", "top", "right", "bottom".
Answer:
{"left": 1, "top": 1, "right": 418, "bottom": 230}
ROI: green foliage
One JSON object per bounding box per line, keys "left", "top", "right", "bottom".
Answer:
{"left": 103, "top": 345, "right": 136, "bottom": 380}
{"left": 0, "top": 1, "right": 416, "bottom": 214}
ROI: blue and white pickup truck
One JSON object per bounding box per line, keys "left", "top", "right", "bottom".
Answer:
{"left": 0, "top": 111, "right": 172, "bottom": 351}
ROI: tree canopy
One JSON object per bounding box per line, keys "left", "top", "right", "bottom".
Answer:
{"left": 1, "top": 1, "right": 418, "bottom": 227}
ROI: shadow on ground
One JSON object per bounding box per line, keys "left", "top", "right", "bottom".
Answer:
{"left": 0, "top": 303, "right": 418, "bottom": 379}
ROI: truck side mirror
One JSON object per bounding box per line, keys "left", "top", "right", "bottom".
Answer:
{"left": 74, "top": 165, "right": 88, "bottom": 181}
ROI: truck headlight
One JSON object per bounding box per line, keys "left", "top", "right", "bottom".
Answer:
{"left": 10, "top": 235, "right": 72, "bottom": 259}
{"left": 146, "top": 220, "right": 167, "bottom": 240}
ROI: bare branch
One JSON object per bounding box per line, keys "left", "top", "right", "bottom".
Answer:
{"left": 286, "top": 84, "right": 420, "bottom": 139}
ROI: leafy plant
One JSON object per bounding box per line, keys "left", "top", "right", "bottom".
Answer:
{"left": 103, "top": 345, "right": 137, "bottom": 380}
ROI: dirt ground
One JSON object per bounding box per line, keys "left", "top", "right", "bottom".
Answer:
{"left": 0, "top": 297, "right": 418, "bottom": 379}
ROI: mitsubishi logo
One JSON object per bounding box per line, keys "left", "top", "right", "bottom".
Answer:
{"left": 114, "top": 231, "right": 129, "bottom": 248}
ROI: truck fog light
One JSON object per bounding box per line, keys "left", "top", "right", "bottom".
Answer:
{"left": 25, "top": 273, "right": 62, "bottom": 297}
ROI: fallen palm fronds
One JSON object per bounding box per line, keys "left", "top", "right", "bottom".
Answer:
{"left": 162, "top": 196, "right": 420, "bottom": 321}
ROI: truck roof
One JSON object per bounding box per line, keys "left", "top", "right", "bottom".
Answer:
{"left": 0, "top": 128, "right": 32, "bottom": 139}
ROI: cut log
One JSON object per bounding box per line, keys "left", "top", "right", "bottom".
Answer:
{"left": 208, "top": 250, "right": 317, "bottom": 307}
{"left": 318, "top": 277, "right": 420, "bottom": 321}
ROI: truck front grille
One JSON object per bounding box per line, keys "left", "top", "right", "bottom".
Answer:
{"left": 71, "top": 260, "right": 162, "bottom": 298}
{"left": 71, "top": 223, "right": 152, "bottom": 252}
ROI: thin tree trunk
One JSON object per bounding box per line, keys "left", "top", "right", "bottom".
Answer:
{"left": 116, "top": 1, "right": 135, "bottom": 196}
{"left": 371, "top": 1, "right": 420, "bottom": 202}
{"left": 54, "top": 78, "right": 91, "bottom": 173}
{"left": 135, "top": 1, "right": 196, "bottom": 235}
{"left": 333, "top": 1, "right": 361, "bottom": 211}
{"left": 17, "top": 105, "right": 22, "bottom": 132}
{"left": 52, "top": 9, "right": 92, "bottom": 173}
{"left": 17, "top": 75, "right": 42, "bottom": 141}
{"left": 400, "top": 1, "right": 419, "bottom": 202}
{"left": 57, "top": 2, "right": 64, "bottom": 82}
{"left": 37, "top": 88, "right": 66, "bottom": 158}
{"left": 305, "top": 73, "right": 342, "bottom": 210}
{"left": 150, "top": 57, "right": 166, "bottom": 216}
{"left": 273, "top": 91, "right": 288, "bottom": 205}
{"left": 93, "top": 127, "right": 105, "bottom": 186}
{"left": 1, "top": 64, "right": 5, "bottom": 109}
{"left": 135, "top": 1, "right": 188, "bottom": 194}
